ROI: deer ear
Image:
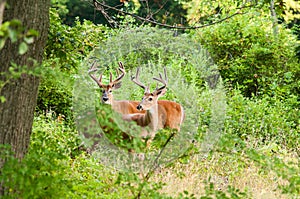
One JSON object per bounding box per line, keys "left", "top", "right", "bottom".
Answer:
{"left": 113, "top": 81, "right": 122, "bottom": 89}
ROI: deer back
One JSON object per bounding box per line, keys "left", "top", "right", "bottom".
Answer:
{"left": 112, "top": 100, "right": 145, "bottom": 114}
{"left": 158, "top": 100, "right": 184, "bottom": 131}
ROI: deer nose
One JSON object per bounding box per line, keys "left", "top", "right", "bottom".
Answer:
{"left": 137, "top": 105, "right": 143, "bottom": 110}
{"left": 102, "top": 97, "right": 109, "bottom": 102}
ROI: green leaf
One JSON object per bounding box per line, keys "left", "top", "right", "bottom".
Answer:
{"left": 18, "top": 42, "right": 28, "bottom": 55}
{"left": 9, "top": 19, "right": 22, "bottom": 26}
{"left": 27, "top": 29, "right": 39, "bottom": 37}
{"left": 0, "top": 39, "right": 5, "bottom": 49}
{"left": 8, "top": 28, "right": 18, "bottom": 43}
{"left": 24, "top": 36, "right": 34, "bottom": 44}
{"left": 1, "top": 21, "right": 11, "bottom": 29}
{"left": 0, "top": 96, "right": 6, "bottom": 103}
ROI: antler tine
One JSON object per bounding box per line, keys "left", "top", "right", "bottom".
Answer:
{"left": 88, "top": 60, "right": 98, "bottom": 72}
{"left": 153, "top": 67, "right": 168, "bottom": 90}
{"left": 131, "top": 67, "right": 148, "bottom": 91}
{"left": 110, "top": 62, "right": 126, "bottom": 84}
{"left": 118, "top": 61, "right": 125, "bottom": 72}
{"left": 109, "top": 72, "right": 113, "bottom": 83}
{"left": 163, "top": 67, "right": 168, "bottom": 83}
{"left": 88, "top": 61, "right": 104, "bottom": 88}
{"left": 153, "top": 76, "right": 167, "bottom": 90}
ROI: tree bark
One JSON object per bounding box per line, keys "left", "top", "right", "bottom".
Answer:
{"left": 0, "top": 0, "right": 50, "bottom": 193}
{"left": 0, "top": 0, "right": 5, "bottom": 25}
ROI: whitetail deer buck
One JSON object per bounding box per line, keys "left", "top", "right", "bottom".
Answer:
{"left": 88, "top": 61, "right": 146, "bottom": 153}
{"left": 122, "top": 67, "right": 185, "bottom": 143}
{"left": 88, "top": 62, "right": 185, "bottom": 132}
{"left": 88, "top": 61, "right": 144, "bottom": 114}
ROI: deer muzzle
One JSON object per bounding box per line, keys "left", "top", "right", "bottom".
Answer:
{"left": 137, "top": 104, "right": 143, "bottom": 111}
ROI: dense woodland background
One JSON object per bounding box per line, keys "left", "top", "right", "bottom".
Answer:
{"left": 0, "top": 0, "right": 299, "bottom": 198}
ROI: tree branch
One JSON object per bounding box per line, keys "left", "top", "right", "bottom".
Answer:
{"left": 93, "top": 0, "right": 252, "bottom": 30}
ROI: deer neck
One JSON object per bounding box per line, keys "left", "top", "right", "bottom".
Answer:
{"left": 111, "top": 97, "right": 121, "bottom": 113}
{"left": 112, "top": 99, "right": 131, "bottom": 114}
{"left": 146, "top": 103, "right": 159, "bottom": 132}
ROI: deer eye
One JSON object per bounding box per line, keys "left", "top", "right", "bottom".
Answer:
{"left": 148, "top": 97, "right": 153, "bottom": 101}
{"left": 109, "top": 90, "right": 112, "bottom": 93}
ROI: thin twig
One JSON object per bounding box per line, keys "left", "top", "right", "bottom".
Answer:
{"left": 135, "top": 131, "right": 176, "bottom": 199}
{"left": 93, "top": 0, "right": 253, "bottom": 30}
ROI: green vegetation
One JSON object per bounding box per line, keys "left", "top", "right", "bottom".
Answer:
{"left": 0, "top": 0, "right": 299, "bottom": 198}
{"left": 195, "top": 13, "right": 299, "bottom": 98}
{"left": 37, "top": 7, "right": 110, "bottom": 121}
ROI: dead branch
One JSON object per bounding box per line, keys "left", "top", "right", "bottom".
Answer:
{"left": 93, "top": 0, "right": 254, "bottom": 30}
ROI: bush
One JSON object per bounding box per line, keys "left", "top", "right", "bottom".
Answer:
{"left": 0, "top": 114, "right": 131, "bottom": 198}
{"left": 195, "top": 13, "right": 300, "bottom": 98}
{"left": 37, "top": 7, "right": 110, "bottom": 122}
{"left": 36, "top": 67, "right": 74, "bottom": 122}
{"left": 45, "top": 8, "right": 109, "bottom": 71}
{"left": 225, "top": 89, "right": 299, "bottom": 153}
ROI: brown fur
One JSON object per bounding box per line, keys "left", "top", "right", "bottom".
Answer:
{"left": 157, "top": 100, "right": 184, "bottom": 131}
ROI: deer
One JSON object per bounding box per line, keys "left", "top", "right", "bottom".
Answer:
{"left": 88, "top": 62, "right": 185, "bottom": 132}
{"left": 87, "top": 63, "right": 185, "bottom": 176}
{"left": 87, "top": 61, "right": 147, "bottom": 153}
{"left": 122, "top": 67, "right": 185, "bottom": 145}
{"left": 88, "top": 62, "right": 184, "bottom": 150}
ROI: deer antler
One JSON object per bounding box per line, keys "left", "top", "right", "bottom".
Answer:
{"left": 131, "top": 67, "right": 150, "bottom": 93}
{"left": 153, "top": 67, "right": 167, "bottom": 91}
{"left": 109, "top": 61, "right": 126, "bottom": 84}
{"left": 88, "top": 61, "right": 104, "bottom": 88}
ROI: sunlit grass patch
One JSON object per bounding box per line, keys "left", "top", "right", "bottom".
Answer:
{"left": 151, "top": 151, "right": 297, "bottom": 198}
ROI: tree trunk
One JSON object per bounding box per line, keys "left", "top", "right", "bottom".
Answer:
{"left": 0, "top": 0, "right": 5, "bottom": 25}
{"left": 0, "top": 0, "right": 50, "bottom": 193}
{"left": 270, "top": 0, "right": 278, "bottom": 36}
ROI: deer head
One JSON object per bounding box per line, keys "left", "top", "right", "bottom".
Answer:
{"left": 88, "top": 61, "right": 126, "bottom": 104}
{"left": 131, "top": 67, "right": 167, "bottom": 111}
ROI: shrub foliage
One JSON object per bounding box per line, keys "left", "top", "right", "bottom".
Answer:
{"left": 195, "top": 13, "right": 300, "bottom": 98}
